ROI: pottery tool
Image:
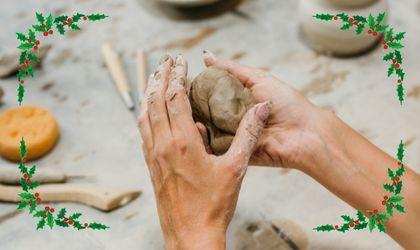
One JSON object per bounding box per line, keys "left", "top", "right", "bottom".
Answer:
{"left": 0, "top": 166, "right": 72, "bottom": 184}
{"left": 101, "top": 42, "right": 134, "bottom": 110}
{"left": 0, "top": 183, "right": 141, "bottom": 212}
{"left": 158, "top": 0, "right": 220, "bottom": 7}
{"left": 136, "top": 49, "right": 148, "bottom": 103}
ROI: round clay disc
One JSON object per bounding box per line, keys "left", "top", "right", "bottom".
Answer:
{"left": 0, "top": 105, "right": 59, "bottom": 161}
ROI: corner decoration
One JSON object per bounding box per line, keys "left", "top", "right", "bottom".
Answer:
{"left": 313, "top": 12, "right": 406, "bottom": 233}
{"left": 15, "top": 12, "right": 109, "bottom": 230}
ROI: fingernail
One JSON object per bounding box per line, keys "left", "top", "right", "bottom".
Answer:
{"left": 175, "top": 54, "right": 183, "bottom": 65}
{"left": 256, "top": 101, "right": 271, "bottom": 123}
{"left": 159, "top": 54, "right": 170, "bottom": 65}
{"left": 203, "top": 49, "right": 215, "bottom": 58}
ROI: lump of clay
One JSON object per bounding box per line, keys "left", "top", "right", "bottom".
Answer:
{"left": 189, "top": 66, "right": 255, "bottom": 155}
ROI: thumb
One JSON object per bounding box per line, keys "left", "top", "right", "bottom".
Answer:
{"left": 224, "top": 101, "right": 271, "bottom": 166}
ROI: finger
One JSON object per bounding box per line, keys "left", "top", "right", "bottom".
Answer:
{"left": 146, "top": 54, "right": 173, "bottom": 144}
{"left": 203, "top": 50, "right": 267, "bottom": 88}
{"left": 196, "top": 122, "right": 213, "bottom": 154}
{"left": 166, "top": 54, "right": 201, "bottom": 141}
{"left": 223, "top": 101, "right": 271, "bottom": 168}
{"left": 138, "top": 76, "right": 154, "bottom": 166}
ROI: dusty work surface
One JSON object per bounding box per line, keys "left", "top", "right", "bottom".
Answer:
{"left": 0, "top": 0, "right": 419, "bottom": 249}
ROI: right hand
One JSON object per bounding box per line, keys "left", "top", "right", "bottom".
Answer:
{"left": 203, "top": 50, "right": 335, "bottom": 170}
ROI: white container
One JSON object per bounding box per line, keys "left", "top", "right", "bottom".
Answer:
{"left": 299, "top": 0, "right": 389, "bottom": 56}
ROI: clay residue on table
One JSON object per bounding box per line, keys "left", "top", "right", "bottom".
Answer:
{"left": 301, "top": 68, "right": 349, "bottom": 96}
{"left": 407, "top": 85, "right": 420, "bottom": 99}
{"left": 50, "top": 49, "right": 73, "bottom": 65}
{"left": 404, "top": 137, "right": 416, "bottom": 147}
{"left": 41, "top": 81, "right": 54, "bottom": 91}
{"left": 231, "top": 50, "right": 247, "bottom": 60}
{"left": 153, "top": 27, "right": 217, "bottom": 51}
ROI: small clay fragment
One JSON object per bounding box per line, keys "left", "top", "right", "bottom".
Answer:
{"left": 189, "top": 66, "right": 255, "bottom": 155}
{"left": 235, "top": 219, "right": 309, "bottom": 250}
{"left": 0, "top": 45, "right": 51, "bottom": 78}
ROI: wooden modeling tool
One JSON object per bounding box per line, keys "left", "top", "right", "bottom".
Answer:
{"left": 101, "top": 42, "right": 134, "bottom": 110}
{"left": 0, "top": 166, "right": 69, "bottom": 184}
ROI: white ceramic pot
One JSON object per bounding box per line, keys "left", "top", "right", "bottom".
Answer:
{"left": 158, "top": 0, "right": 220, "bottom": 7}
{"left": 299, "top": 0, "right": 389, "bottom": 56}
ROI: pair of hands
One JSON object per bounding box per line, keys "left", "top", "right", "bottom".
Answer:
{"left": 138, "top": 51, "right": 330, "bottom": 249}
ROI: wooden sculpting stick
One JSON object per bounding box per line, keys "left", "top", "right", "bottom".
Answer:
{"left": 0, "top": 166, "right": 67, "bottom": 184}
{"left": 0, "top": 184, "right": 141, "bottom": 212}
{"left": 101, "top": 42, "right": 134, "bottom": 110}
{"left": 136, "top": 49, "right": 148, "bottom": 101}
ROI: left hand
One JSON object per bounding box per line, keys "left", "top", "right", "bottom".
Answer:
{"left": 137, "top": 54, "right": 270, "bottom": 250}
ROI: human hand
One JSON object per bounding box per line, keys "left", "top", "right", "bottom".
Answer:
{"left": 203, "top": 50, "right": 337, "bottom": 171}
{"left": 138, "top": 54, "right": 270, "bottom": 250}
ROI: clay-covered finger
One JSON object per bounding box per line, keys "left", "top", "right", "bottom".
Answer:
{"left": 146, "top": 54, "right": 173, "bottom": 144}
{"left": 196, "top": 122, "right": 213, "bottom": 154}
{"left": 166, "top": 55, "right": 200, "bottom": 140}
{"left": 203, "top": 50, "right": 264, "bottom": 88}
{"left": 223, "top": 101, "right": 271, "bottom": 170}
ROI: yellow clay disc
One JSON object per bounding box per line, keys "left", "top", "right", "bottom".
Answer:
{"left": 0, "top": 105, "right": 59, "bottom": 161}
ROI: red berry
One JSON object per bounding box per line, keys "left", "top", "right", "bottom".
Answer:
{"left": 21, "top": 157, "right": 27, "bottom": 163}
{"left": 354, "top": 21, "right": 359, "bottom": 26}
{"left": 23, "top": 173, "right": 28, "bottom": 178}
{"left": 83, "top": 16, "right": 87, "bottom": 21}
{"left": 49, "top": 30, "right": 53, "bottom": 35}
{"left": 384, "top": 195, "right": 389, "bottom": 200}
{"left": 395, "top": 63, "right": 400, "bottom": 69}
{"left": 373, "top": 32, "right": 378, "bottom": 36}
{"left": 35, "top": 40, "right": 40, "bottom": 45}
{"left": 381, "top": 40, "right": 386, "bottom": 45}
{"left": 35, "top": 192, "right": 39, "bottom": 197}
{"left": 367, "top": 211, "right": 373, "bottom": 217}
{"left": 383, "top": 45, "right": 388, "bottom": 49}
{"left": 374, "top": 209, "right": 379, "bottom": 214}
{"left": 395, "top": 176, "right": 400, "bottom": 182}
{"left": 20, "top": 64, "right": 27, "bottom": 70}
{"left": 43, "top": 31, "right": 48, "bottom": 37}
{"left": 84, "top": 223, "right": 89, "bottom": 227}
{"left": 68, "top": 220, "right": 74, "bottom": 225}
{"left": 67, "top": 17, "right": 73, "bottom": 23}
{"left": 45, "top": 206, "right": 50, "bottom": 211}
{"left": 355, "top": 220, "right": 359, "bottom": 225}
{"left": 349, "top": 222, "right": 354, "bottom": 227}
{"left": 397, "top": 161, "right": 402, "bottom": 166}
{"left": 63, "top": 21, "right": 67, "bottom": 25}
{"left": 392, "top": 58, "right": 397, "bottom": 63}
{"left": 397, "top": 79, "right": 401, "bottom": 84}
{"left": 381, "top": 200, "right": 386, "bottom": 205}
{"left": 36, "top": 198, "right": 42, "bottom": 203}
{"left": 50, "top": 208, "right": 55, "bottom": 213}
{"left": 34, "top": 46, "right": 38, "bottom": 51}
{"left": 20, "top": 79, "right": 24, "bottom": 84}
{"left": 64, "top": 218, "right": 68, "bottom": 221}
{"left": 367, "top": 29, "right": 372, "bottom": 34}
{"left": 348, "top": 18, "right": 354, "bottom": 23}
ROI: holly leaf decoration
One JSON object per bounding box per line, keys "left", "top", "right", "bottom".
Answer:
{"left": 368, "top": 215, "right": 376, "bottom": 232}
{"left": 36, "top": 218, "right": 46, "bottom": 230}
{"left": 387, "top": 64, "right": 395, "bottom": 77}
{"left": 357, "top": 211, "right": 366, "bottom": 222}
{"left": 45, "top": 14, "right": 53, "bottom": 30}
{"left": 395, "top": 204, "right": 405, "bottom": 213}
{"left": 56, "top": 24, "right": 65, "bottom": 35}
{"left": 55, "top": 219, "right": 69, "bottom": 227}
{"left": 17, "top": 43, "right": 33, "bottom": 50}
{"left": 394, "top": 32, "right": 405, "bottom": 41}
{"left": 35, "top": 12, "right": 45, "bottom": 24}
{"left": 383, "top": 52, "right": 394, "bottom": 61}
{"left": 88, "top": 223, "right": 109, "bottom": 230}
{"left": 17, "top": 84, "right": 25, "bottom": 105}
{"left": 340, "top": 23, "right": 351, "bottom": 30}
{"left": 353, "top": 15, "right": 367, "bottom": 23}
{"left": 383, "top": 183, "right": 394, "bottom": 192}
{"left": 388, "top": 42, "right": 404, "bottom": 49}
{"left": 397, "top": 84, "right": 404, "bottom": 105}
{"left": 367, "top": 14, "right": 375, "bottom": 30}
{"left": 395, "top": 51, "right": 402, "bottom": 64}
{"left": 16, "top": 32, "right": 28, "bottom": 41}
{"left": 57, "top": 208, "right": 67, "bottom": 219}
{"left": 388, "top": 195, "right": 404, "bottom": 203}
{"left": 356, "top": 23, "right": 365, "bottom": 35}
{"left": 341, "top": 215, "right": 353, "bottom": 222}
{"left": 87, "top": 14, "right": 108, "bottom": 21}
{"left": 386, "top": 203, "right": 393, "bottom": 216}
{"left": 20, "top": 178, "right": 28, "bottom": 192}
{"left": 397, "top": 141, "right": 405, "bottom": 161}
{"left": 354, "top": 222, "right": 368, "bottom": 230}
{"left": 17, "top": 201, "right": 28, "bottom": 210}
{"left": 376, "top": 12, "right": 385, "bottom": 24}
{"left": 54, "top": 15, "right": 68, "bottom": 23}
{"left": 377, "top": 222, "right": 386, "bottom": 233}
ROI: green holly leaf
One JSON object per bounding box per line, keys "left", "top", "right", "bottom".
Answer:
{"left": 383, "top": 52, "right": 394, "bottom": 61}
{"left": 368, "top": 215, "right": 376, "bottom": 232}
{"left": 87, "top": 14, "right": 108, "bottom": 21}
{"left": 378, "top": 214, "right": 390, "bottom": 222}
{"left": 72, "top": 13, "right": 85, "bottom": 22}
{"left": 29, "top": 181, "right": 40, "bottom": 190}
{"left": 28, "top": 165, "right": 36, "bottom": 177}
{"left": 388, "top": 195, "right": 404, "bottom": 203}
{"left": 385, "top": 28, "right": 393, "bottom": 41}
{"left": 386, "top": 203, "right": 393, "bottom": 216}
{"left": 17, "top": 84, "right": 25, "bottom": 105}
{"left": 376, "top": 12, "right": 385, "bottom": 24}
{"left": 337, "top": 223, "right": 350, "bottom": 232}
{"left": 47, "top": 213, "right": 55, "bottom": 229}
{"left": 55, "top": 219, "right": 69, "bottom": 227}
{"left": 57, "top": 208, "right": 66, "bottom": 219}
{"left": 313, "top": 224, "right": 334, "bottom": 232}
{"left": 18, "top": 162, "right": 27, "bottom": 174}
{"left": 396, "top": 68, "right": 405, "bottom": 81}
{"left": 395, "top": 204, "right": 405, "bottom": 213}
{"left": 357, "top": 211, "right": 366, "bottom": 222}
{"left": 388, "top": 42, "right": 404, "bottom": 49}
{"left": 397, "top": 83, "right": 404, "bottom": 105}
{"left": 383, "top": 183, "right": 394, "bottom": 192}
{"left": 68, "top": 23, "right": 80, "bottom": 31}
{"left": 367, "top": 14, "right": 375, "bottom": 30}
{"left": 45, "top": 14, "right": 53, "bottom": 30}
{"left": 377, "top": 222, "right": 386, "bottom": 233}
{"left": 387, "top": 64, "right": 395, "bottom": 77}
{"left": 17, "top": 43, "right": 33, "bottom": 50}
{"left": 54, "top": 15, "right": 68, "bottom": 23}
{"left": 56, "top": 24, "right": 65, "bottom": 35}
{"left": 394, "top": 50, "right": 402, "bottom": 64}
{"left": 35, "top": 12, "right": 45, "bottom": 23}
{"left": 69, "top": 213, "right": 82, "bottom": 220}
{"left": 353, "top": 15, "right": 367, "bottom": 23}
{"left": 19, "top": 192, "right": 35, "bottom": 200}
{"left": 20, "top": 178, "right": 28, "bottom": 192}
{"left": 377, "top": 24, "right": 388, "bottom": 32}
{"left": 397, "top": 141, "right": 404, "bottom": 161}
{"left": 394, "top": 181, "right": 402, "bottom": 194}
{"left": 33, "top": 210, "right": 44, "bottom": 218}
{"left": 27, "top": 53, "right": 39, "bottom": 63}
{"left": 36, "top": 218, "right": 46, "bottom": 230}
{"left": 341, "top": 215, "right": 353, "bottom": 222}
{"left": 88, "top": 222, "right": 109, "bottom": 230}
{"left": 17, "top": 200, "right": 28, "bottom": 210}
{"left": 19, "top": 51, "right": 27, "bottom": 64}
{"left": 340, "top": 23, "right": 351, "bottom": 30}
{"left": 356, "top": 23, "right": 365, "bottom": 35}
{"left": 394, "top": 32, "right": 405, "bottom": 41}
{"left": 73, "top": 221, "right": 85, "bottom": 230}
{"left": 28, "top": 29, "right": 36, "bottom": 40}
{"left": 396, "top": 166, "right": 405, "bottom": 177}
{"left": 29, "top": 201, "right": 37, "bottom": 213}
{"left": 16, "top": 32, "right": 28, "bottom": 41}
{"left": 32, "top": 24, "right": 44, "bottom": 32}
{"left": 337, "top": 13, "right": 349, "bottom": 21}
{"left": 26, "top": 64, "right": 34, "bottom": 78}
{"left": 354, "top": 222, "right": 368, "bottom": 230}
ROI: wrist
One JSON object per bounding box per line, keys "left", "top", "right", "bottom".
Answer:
{"left": 165, "top": 227, "right": 226, "bottom": 250}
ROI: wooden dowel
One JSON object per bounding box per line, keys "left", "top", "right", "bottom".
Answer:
{"left": 101, "top": 42, "right": 134, "bottom": 110}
